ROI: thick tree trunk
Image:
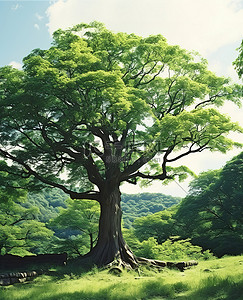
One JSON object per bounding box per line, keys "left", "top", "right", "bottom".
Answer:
{"left": 84, "top": 185, "right": 138, "bottom": 269}
{"left": 75, "top": 185, "right": 198, "bottom": 271}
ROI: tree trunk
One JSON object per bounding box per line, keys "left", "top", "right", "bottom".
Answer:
{"left": 89, "top": 233, "right": 93, "bottom": 251}
{"left": 74, "top": 185, "right": 198, "bottom": 271}
{"left": 84, "top": 185, "right": 138, "bottom": 269}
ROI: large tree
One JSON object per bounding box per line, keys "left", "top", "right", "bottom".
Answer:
{"left": 0, "top": 22, "right": 242, "bottom": 268}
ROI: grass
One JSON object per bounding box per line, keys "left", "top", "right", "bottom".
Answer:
{"left": 0, "top": 255, "right": 243, "bottom": 300}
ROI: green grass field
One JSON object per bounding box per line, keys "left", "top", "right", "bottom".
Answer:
{"left": 0, "top": 255, "right": 243, "bottom": 300}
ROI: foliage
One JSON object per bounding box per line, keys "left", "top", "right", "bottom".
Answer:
{"left": 133, "top": 207, "right": 178, "bottom": 243}
{"left": 25, "top": 189, "right": 68, "bottom": 223}
{"left": 124, "top": 228, "right": 213, "bottom": 260}
{"left": 27, "top": 190, "right": 180, "bottom": 229}
{"left": 121, "top": 193, "right": 181, "bottom": 228}
{"left": 233, "top": 39, "right": 243, "bottom": 79}
{"left": 176, "top": 151, "right": 243, "bottom": 256}
{"left": 0, "top": 200, "right": 53, "bottom": 256}
{"left": 157, "top": 238, "right": 213, "bottom": 261}
{"left": 49, "top": 199, "right": 100, "bottom": 256}
{"left": 49, "top": 235, "right": 90, "bottom": 258}
{"left": 129, "top": 152, "right": 243, "bottom": 257}
{"left": 1, "top": 188, "right": 180, "bottom": 257}
{"left": 0, "top": 161, "right": 54, "bottom": 256}
{"left": 133, "top": 237, "right": 160, "bottom": 259}
{"left": 0, "top": 161, "right": 27, "bottom": 204}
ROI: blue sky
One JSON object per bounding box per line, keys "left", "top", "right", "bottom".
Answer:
{"left": 0, "top": 1, "right": 51, "bottom": 68}
{"left": 1, "top": 0, "right": 242, "bottom": 77}
{"left": 0, "top": 0, "right": 242, "bottom": 196}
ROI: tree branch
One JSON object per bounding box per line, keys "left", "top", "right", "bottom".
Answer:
{"left": 167, "top": 142, "right": 211, "bottom": 162}
{"left": 120, "top": 152, "right": 156, "bottom": 182}
{"left": 0, "top": 148, "right": 100, "bottom": 201}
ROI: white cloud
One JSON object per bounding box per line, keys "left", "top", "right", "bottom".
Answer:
{"left": 35, "top": 13, "right": 44, "bottom": 21}
{"left": 46, "top": 0, "right": 243, "bottom": 56}
{"left": 226, "top": 64, "right": 242, "bottom": 83}
{"left": 122, "top": 145, "right": 243, "bottom": 197}
{"left": 34, "top": 23, "right": 40, "bottom": 30}
{"left": 157, "top": 0, "right": 243, "bottom": 56}
{"left": 11, "top": 4, "right": 21, "bottom": 11}
{"left": 9, "top": 61, "right": 22, "bottom": 70}
{"left": 121, "top": 179, "right": 189, "bottom": 198}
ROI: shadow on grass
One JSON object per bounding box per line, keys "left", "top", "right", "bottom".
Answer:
{"left": 140, "top": 280, "right": 189, "bottom": 299}
{"left": 4, "top": 278, "right": 189, "bottom": 300}
{"left": 1, "top": 262, "right": 242, "bottom": 300}
{"left": 183, "top": 276, "right": 243, "bottom": 300}
{"left": 1, "top": 283, "right": 136, "bottom": 300}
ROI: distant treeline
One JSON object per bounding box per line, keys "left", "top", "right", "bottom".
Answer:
{"left": 25, "top": 190, "right": 180, "bottom": 229}
{"left": 121, "top": 193, "right": 181, "bottom": 228}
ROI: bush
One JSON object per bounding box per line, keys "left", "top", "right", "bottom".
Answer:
{"left": 134, "top": 237, "right": 160, "bottom": 259}
{"left": 158, "top": 238, "right": 214, "bottom": 261}
{"left": 131, "top": 236, "right": 214, "bottom": 261}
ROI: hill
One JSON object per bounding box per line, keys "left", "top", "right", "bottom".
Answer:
{"left": 22, "top": 189, "right": 68, "bottom": 223}
{"left": 121, "top": 193, "right": 181, "bottom": 228}
{"left": 23, "top": 190, "right": 181, "bottom": 229}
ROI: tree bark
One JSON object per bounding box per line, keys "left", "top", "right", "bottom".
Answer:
{"left": 84, "top": 185, "right": 138, "bottom": 269}
{"left": 89, "top": 233, "right": 93, "bottom": 251}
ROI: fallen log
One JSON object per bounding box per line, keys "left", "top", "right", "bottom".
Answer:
{"left": 0, "top": 253, "right": 67, "bottom": 270}
{"left": 0, "top": 271, "right": 39, "bottom": 286}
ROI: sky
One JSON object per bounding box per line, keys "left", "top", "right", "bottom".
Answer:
{"left": 0, "top": 0, "right": 242, "bottom": 197}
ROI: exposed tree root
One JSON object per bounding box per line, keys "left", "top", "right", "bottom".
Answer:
{"left": 102, "top": 254, "right": 138, "bottom": 271}
{"left": 70, "top": 254, "right": 198, "bottom": 273}
{"left": 136, "top": 257, "right": 198, "bottom": 271}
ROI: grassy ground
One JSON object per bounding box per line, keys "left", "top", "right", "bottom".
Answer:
{"left": 0, "top": 255, "right": 243, "bottom": 300}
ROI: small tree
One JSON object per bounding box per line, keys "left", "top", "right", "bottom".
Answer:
{"left": 0, "top": 202, "right": 53, "bottom": 256}
{"left": 0, "top": 162, "right": 53, "bottom": 256}
{"left": 50, "top": 198, "right": 99, "bottom": 255}
{"left": 0, "top": 22, "right": 242, "bottom": 268}
{"left": 133, "top": 208, "right": 178, "bottom": 244}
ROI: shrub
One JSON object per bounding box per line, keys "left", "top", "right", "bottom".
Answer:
{"left": 134, "top": 237, "right": 160, "bottom": 259}
{"left": 158, "top": 238, "right": 214, "bottom": 261}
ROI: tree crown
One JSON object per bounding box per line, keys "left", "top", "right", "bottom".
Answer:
{"left": 0, "top": 22, "right": 242, "bottom": 200}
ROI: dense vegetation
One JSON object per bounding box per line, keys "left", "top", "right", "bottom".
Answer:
{"left": 234, "top": 39, "right": 243, "bottom": 78}
{"left": 49, "top": 198, "right": 100, "bottom": 257}
{"left": 121, "top": 193, "right": 181, "bottom": 228}
{"left": 0, "top": 200, "right": 53, "bottom": 256}
{"left": 0, "top": 162, "right": 53, "bottom": 256}
{"left": 26, "top": 189, "right": 68, "bottom": 223}
{"left": 131, "top": 152, "right": 243, "bottom": 257}
{"left": 26, "top": 190, "right": 181, "bottom": 229}
{"left": 0, "top": 175, "right": 181, "bottom": 257}
{"left": 176, "top": 152, "right": 243, "bottom": 256}
{"left": 0, "top": 152, "right": 243, "bottom": 259}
